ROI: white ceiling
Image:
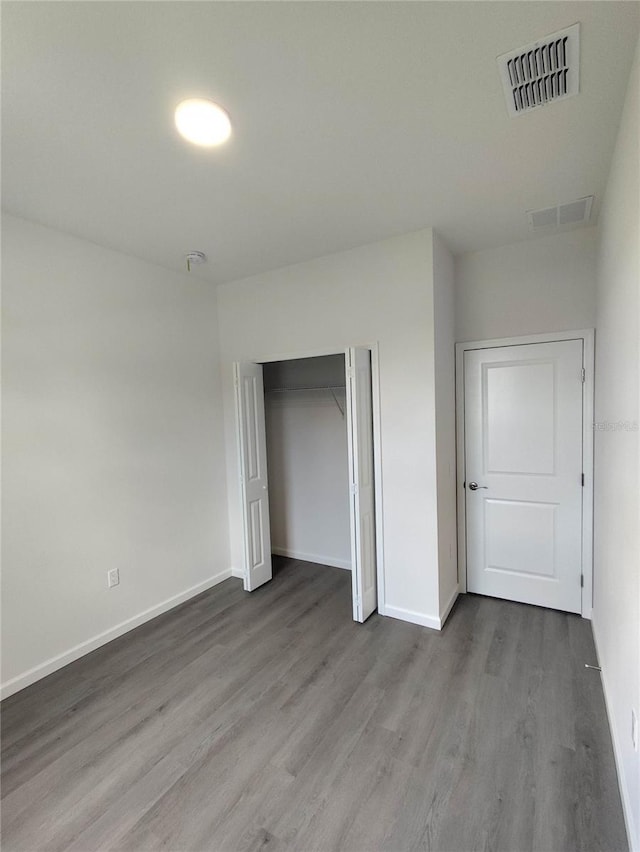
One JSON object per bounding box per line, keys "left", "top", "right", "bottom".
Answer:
{"left": 3, "top": 1, "right": 639, "bottom": 284}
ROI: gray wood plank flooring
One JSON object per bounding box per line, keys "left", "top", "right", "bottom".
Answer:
{"left": 1, "top": 557, "right": 627, "bottom": 852}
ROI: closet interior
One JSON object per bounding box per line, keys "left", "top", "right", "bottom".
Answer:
{"left": 262, "top": 354, "right": 352, "bottom": 573}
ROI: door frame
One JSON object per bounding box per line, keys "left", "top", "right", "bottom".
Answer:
{"left": 455, "top": 329, "right": 595, "bottom": 618}
{"left": 233, "top": 341, "right": 386, "bottom": 616}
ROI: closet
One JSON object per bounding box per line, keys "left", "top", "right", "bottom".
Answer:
{"left": 234, "top": 347, "right": 377, "bottom": 622}
{"left": 263, "top": 354, "right": 351, "bottom": 573}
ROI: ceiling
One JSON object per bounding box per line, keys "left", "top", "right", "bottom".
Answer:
{"left": 3, "top": 1, "right": 639, "bottom": 284}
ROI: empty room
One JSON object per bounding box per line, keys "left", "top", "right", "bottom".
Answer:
{"left": 2, "top": 2, "right": 639, "bottom": 851}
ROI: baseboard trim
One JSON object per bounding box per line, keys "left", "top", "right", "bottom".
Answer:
{"left": 592, "top": 621, "right": 638, "bottom": 852}
{"left": 0, "top": 569, "right": 233, "bottom": 701}
{"left": 380, "top": 592, "right": 459, "bottom": 631}
{"left": 379, "top": 604, "right": 441, "bottom": 631}
{"left": 439, "top": 585, "right": 460, "bottom": 629}
{"left": 230, "top": 567, "right": 244, "bottom": 580}
{"left": 271, "top": 546, "right": 351, "bottom": 571}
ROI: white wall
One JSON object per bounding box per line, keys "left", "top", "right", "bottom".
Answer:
{"left": 217, "top": 229, "right": 451, "bottom": 627}
{"left": 1, "top": 215, "right": 230, "bottom": 697}
{"left": 592, "top": 37, "right": 640, "bottom": 852}
{"left": 433, "top": 233, "right": 458, "bottom": 615}
{"left": 266, "top": 388, "right": 350, "bottom": 569}
{"left": 455, "top": 227, "right": 598, "bottom": 342}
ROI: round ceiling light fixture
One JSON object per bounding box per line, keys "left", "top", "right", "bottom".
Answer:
{"left": 174, "top": 98, "right": 232, "bottom": 147}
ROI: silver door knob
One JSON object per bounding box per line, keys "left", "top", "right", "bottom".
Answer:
{"left": 468, "top": 481, "right": 488, "bottom": 491}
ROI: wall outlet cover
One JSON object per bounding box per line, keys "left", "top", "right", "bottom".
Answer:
{"left": 107, "top": 568, "right": 120, "bottom": 589}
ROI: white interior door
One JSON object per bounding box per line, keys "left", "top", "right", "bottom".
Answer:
{"left": 346, "top": 347, "right": 377, "bottom": 622}
{"left": 235, "top": 362, "right": 272, "bottom": 592}
{"left": 464, "top": 340, "right": 584, "bottom": 613}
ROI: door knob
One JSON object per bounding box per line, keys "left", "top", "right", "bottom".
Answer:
{"left": 468, "top": 481, "right": 488, "bottom": 491}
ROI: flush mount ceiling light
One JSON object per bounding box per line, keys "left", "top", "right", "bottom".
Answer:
{"left": 174, "top": 99, "right": 231, "bottom": 146}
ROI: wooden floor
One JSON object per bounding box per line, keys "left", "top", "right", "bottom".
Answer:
{"left": 1, "top": 557, "right": 627, "bottom": 852}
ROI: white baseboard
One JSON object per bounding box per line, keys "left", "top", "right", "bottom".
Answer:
{"left": 380, "top": 591, "right": 459, "bottom": 632}
{"left": 0, "top": 569, "right": 232, "bottom": 701}
{"left": 271, "top": 546, "right": 351, "bottom": 571}
{"left": 230, "top": 567, "right": 244, "bottom": 580}
{"left": 592, "top": 621, "right": 638, "bottom": 852}
{"left": 379, "top": 603, "right": 441, "bottom": 631}
{"left": 439, "top": 585, "right": 460, "bottom": 628}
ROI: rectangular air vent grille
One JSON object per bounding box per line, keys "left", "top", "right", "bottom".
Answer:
{"left": 527, "top": 196, "right": 593, "bottom": 231}
{"left": 498, "top": 24, "right": 580, "bottom": 117}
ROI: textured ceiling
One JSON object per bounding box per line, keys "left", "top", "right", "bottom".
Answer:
{"left": 2, "top": 1, "right": 639, "bottom": 283}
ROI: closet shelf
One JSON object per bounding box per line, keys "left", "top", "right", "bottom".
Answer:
{"left": 266, "top": 385, "right": 346, "bottom": 417}
{"left": 266, "top": 385, "right": 346, "bottom": 392}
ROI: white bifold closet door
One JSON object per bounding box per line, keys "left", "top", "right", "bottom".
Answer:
{"left": 235, "top": 362, "right": 272, "bottom": 591}
{"left": 346, "top": 347, "right": 377, "bottom": 622}
{"left": 235, "top": 350, "right": 377, "bottom": 623}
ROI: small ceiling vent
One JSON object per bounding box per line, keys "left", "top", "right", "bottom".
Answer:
{"left": 527, "top": 196, "right": 593, "bottom": 231}
{"left": 498, "top": 23, "right": 580, "bottom": 117}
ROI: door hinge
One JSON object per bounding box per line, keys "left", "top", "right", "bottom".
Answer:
{"left": 581, "top": 574, "right": 584, "bottom": 588}
{"left": 581, "top": 368, "right": 586, "bottom": 383}
{"left": 350, "top": 483, "right": 359, "bottom": 496}
{"left": 581, "top": 473, "right": 585, "bottom": 486}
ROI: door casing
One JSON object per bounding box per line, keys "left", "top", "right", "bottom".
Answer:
{"left": 233, "top": 342, "right": 386, "bottom": 617}
{"left": 455, "top": 329, "right": 595, "bottom": 618}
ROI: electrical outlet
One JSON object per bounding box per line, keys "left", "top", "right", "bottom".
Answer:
{"left": 632, "top": 709, "right": 638, "bottom": 752}
{"left": 107, "top": 568, "right": 120, "bottom": 589}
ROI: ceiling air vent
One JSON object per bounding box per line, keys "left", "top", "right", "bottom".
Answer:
{"left": 498, "top": 23, "right": 580, "bottom": 117}
{"left": 527, "top": 196, "right": 593, "bottom": 231}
